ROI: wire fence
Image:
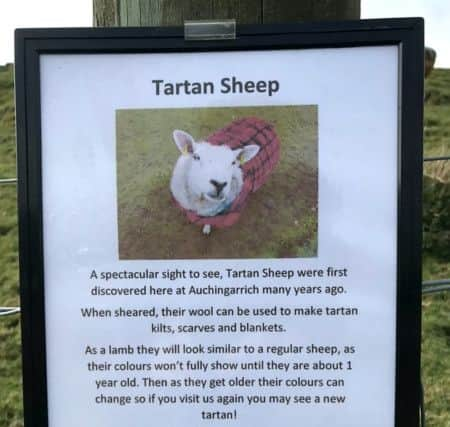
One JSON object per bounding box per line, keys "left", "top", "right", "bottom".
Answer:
{"left": 1, "top": 155, "right": 449, "bottom": 317}
{"left": 422, "top": 279, "right": 450, "bottom": 294}
{"left": 0, "top": 178, "right": 17, "bottom": 184}
{"left": 423, "top": 155, "right": 450, "bottom": 162}
{"left": 0, "top": 306, "right": 20, "bottom": 317}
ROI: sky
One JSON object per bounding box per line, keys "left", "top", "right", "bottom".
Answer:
{"left": 0, "top": 0, "right": 448, "bottom": 67}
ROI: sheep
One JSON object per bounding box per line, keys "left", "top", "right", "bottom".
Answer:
{"left": 170, "top": 117, "right": 280, "bottom": 234}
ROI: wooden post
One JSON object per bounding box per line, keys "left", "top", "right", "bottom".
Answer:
{"left": 93, "top": 0, "right": 360, "bottom": 27}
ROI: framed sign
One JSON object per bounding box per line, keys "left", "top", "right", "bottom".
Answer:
{"left": 15, "top": 18, "right": 423, "bottom": 427}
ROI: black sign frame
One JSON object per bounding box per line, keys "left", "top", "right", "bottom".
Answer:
{"left": 15, "top": 18, "right": 424, "bottom": 427}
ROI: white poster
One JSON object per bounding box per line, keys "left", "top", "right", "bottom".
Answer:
{"left": 40, "top": 47, "right": 398, "bottom": 427}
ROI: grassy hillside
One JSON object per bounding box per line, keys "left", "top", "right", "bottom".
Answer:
{"left": 0, "top": 63, "right": 22, "bottom": 427}
{"left": 0, "top": 64, "right": 448, "bottom": 427}
{"left": 422, "top": 68, "right": 450, "bottom": 427}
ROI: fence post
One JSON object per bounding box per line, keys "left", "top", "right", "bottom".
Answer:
{"left": 93, "top": 0, "right": 361, "bottom": 27}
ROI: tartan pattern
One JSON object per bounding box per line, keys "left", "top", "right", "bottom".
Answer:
{"left": 176, "top": 117, "right": 280, "bottom": 228}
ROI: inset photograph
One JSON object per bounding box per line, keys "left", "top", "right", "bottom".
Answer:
{"left": 117, "top": 105, "right": 318, "bottom": 259}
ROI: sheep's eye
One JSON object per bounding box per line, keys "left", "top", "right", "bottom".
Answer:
{"left": 232, "top": 160, "right": 237, "bottom": 165}
{"left": 193, "top": 154, "right": 200, "bottom": 161}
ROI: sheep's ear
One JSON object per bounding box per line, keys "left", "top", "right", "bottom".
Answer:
{"left": 173, "top": 130, "right": 195, "bottom": 155}
{"left": 236, "top": 144, "right": 260, "bottom": 165}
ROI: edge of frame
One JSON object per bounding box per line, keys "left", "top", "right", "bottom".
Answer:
{"left": 15, "top": 29, "right": 49, "bottom": 427}
{"left": 395, "top": 17, "right": 424, "bottom": 427}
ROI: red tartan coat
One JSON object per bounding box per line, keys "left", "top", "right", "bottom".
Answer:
{"left": 176, "top": 117, "right": 280, "bottom": 228}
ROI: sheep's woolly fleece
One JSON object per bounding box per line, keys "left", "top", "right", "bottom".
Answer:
{"left": 174, "top": 117, "right": 280, "bottom": 228}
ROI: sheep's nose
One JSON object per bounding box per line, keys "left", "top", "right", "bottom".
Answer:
{"left": 210, "top": 179, "right": 227, "bottom": 194}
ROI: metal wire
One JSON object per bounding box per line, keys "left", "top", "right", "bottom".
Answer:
{"left": 420, "top": 379, "right": 426, "bottom": 427}
{"left": 423, "top": 278, "right": 450, "bottom": 286}
{"left": 423, "top": 156, "right": 450, "bottom": 162}
{"left": 0, "top": 306, "right": 20, "bottom": 316}
{"left": 422, "top": 283, "right": 450, "bottom": 295}
{"left": 0, "top": 178, "right": 17, "bottom": 184}
{"left": 422, "top": 279, "right": 450, "bottom": 295}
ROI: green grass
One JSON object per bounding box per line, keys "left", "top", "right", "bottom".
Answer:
{"left": 422, "top": 286, "right": 449, "bottom": 427}
{"left": 0, "top": 63, "right": 22, "bottom": 427}
{"left": 425, "top": 68, "right": 450, "bottom": 106}
{"left": 422, "top": 67, "right": 450, "bottom": 427}
{"left": 424, "top": 69, "right": 450, "bottom": 163}
{"left": 0, "top": 64, "right": 448, "bottom": 427}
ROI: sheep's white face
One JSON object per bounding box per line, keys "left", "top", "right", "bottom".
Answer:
{"left": 188, "top": 142, "right": 240, "bottom": 202}
{"left": 173, "top": 130, "right": 259, "bottom": 206}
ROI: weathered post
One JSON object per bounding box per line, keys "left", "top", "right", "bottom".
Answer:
{"left": 93, "top": 0, "right": 360, "bottom": 27}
